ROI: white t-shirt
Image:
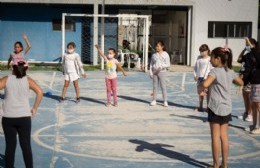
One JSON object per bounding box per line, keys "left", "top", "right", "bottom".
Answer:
{"left": 150, "top": 51, "right": 170, "bottom": 75}
{"left": 63, "top": 52, "right": 84, "bottom": 75}
{"left": 193, "top": 55, "right": 213, "bottom": 79}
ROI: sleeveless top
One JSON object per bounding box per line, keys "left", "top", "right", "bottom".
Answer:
{"left": 2, "top": 75, "right": 31, "bottom": 118}
{"left": 10, "top": 51, "right": 25, "bottom": 60}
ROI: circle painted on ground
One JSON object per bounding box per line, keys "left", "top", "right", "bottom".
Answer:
{"left": 33, "top": 119, "right": 260, "bottom": 163}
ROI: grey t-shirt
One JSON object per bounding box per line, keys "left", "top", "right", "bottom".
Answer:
{"left": 2, "top": 75, "right": 31, "bottom": 118}
{"left": 208, "top": 67, "right": 237, "bottom": 116}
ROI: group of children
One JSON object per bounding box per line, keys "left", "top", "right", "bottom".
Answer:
{"left": 2, "top": 34, "right": 260, "bottom": 168}
{"left": 193, "top": 38, "right": 260, "bottom": 168}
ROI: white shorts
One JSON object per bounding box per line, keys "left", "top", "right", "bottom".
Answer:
{"left": 64, "top": 72, "right": 79, "bottom": 82}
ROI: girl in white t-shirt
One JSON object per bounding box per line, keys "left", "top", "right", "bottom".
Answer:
{"left": 193, "top": 44, "right": 213, "bottom": 112}
{"left": 60, "top": 42, "right": 86, "bottom": 103}
{"left": 7, "top": 33, "right": 31, "bottom": 69}
{"left": 95, "top": 44, "right": 127, "bottom": 107}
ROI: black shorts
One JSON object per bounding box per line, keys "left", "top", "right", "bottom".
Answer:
{"left": 208, "top": 108, "right": 232, "bottom": 124}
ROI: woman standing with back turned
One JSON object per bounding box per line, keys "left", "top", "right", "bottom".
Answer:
{"left": 1, "top": 58, "right": 43, "bottom": 168}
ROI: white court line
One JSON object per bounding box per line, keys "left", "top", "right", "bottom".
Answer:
{"left": 50, "top": 105, "right": 62, "bottom": 168}
{"left": 49, "top": 72, "right": 56, "bottom": 89}
{"left": 181, "top": 72, "right": 186, "bottom": 91}
{"left": 32, "top": 119, "right": 260, "bottom": 163}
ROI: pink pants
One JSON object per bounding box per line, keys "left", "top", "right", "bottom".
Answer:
{"left": 105, "top": 78, "right": 117, "bottom": 103}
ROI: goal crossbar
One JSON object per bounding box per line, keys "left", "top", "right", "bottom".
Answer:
{"left": 62, "top": 13, "right": 150, "bottom": 72}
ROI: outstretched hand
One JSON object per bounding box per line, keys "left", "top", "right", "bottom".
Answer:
{"left": 82, "top": 73, "right": 87, "bottom": 79}
{"left": 31, "top": 108, "right": 36, "bottom": 117}
{"left": 23, "top": 33, "right": 28, "bottom": 40}
{"left": 95, "top": 44, "right": 99, "bottom": 49}
{"left": 123, "top": 71, "right": 127, "bottom": 77}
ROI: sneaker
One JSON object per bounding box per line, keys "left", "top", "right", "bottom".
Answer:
{"left": 245, "top": 115, "right": 253, "bottom": 122}
{"left": 150, "top": 100, "right": 157, "bottom": 106}
{"left": 163, "top": 101, "right": 168, "bottom": 107}
{"left": 245, "top": 125, "right": 255, "bottom": 132}
{"left": 114, "top": 102, "right": 118, "bottom": 107}
{"left": 238, "top": 112, "right": 248, "bottom": 120}
{"left": 251, "top": 128, "right": 260, "bottom": 134}
{"left": 105, "top": 102, "right": 111, "bottom": 107}
{"left": 76, "top": 97, "right": 80, "bottom": 103}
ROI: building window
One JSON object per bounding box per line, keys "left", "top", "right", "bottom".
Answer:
{"left": 52, "top": 19, "right": 76, "bottom": 31}
{"left": 208, "top": 22, "right": 252, "bottom": 38}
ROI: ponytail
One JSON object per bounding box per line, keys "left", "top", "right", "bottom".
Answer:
{"left": 211, "top": 47, "right": 233, "bottom": 71}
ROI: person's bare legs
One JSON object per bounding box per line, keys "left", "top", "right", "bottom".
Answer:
{"left": 196, "top": 87, "right": 204, "bottom": 111}
{"left": 73, "top": 80, "right": 79, "bottom": 99}
{"left": 210, "top": 122, "right": 221, "bottom": 168}
{"left": 243, "top": 90, "right": 252, "bottom": 116}
{"left": 220, "top": 123, "right": 229, "bottom": 168}
{"left": 199, "top": 95, "right": 204, "bottom": 111}
{"left": 252, "top": 102, "right": 260, "bottom": 131}
{"left": 252, "top": 103, "right": 257, "bottom": 128}
{"left": 61, "top": 80, "right": 70, "bottom": 99}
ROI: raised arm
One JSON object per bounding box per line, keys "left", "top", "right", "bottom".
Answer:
{"left": 23, "top": 33, "right": 31, "bottom": 55}
{"left": 95, "top": 44, "right": 106, "bottom": 60}
{"left": 237, "top": 49, "right": 246, "bottom": 63}
{"left": 28, "top": 77, "right": 43, "bottom": 117}
{"left": 245, "top": 37, "right": 254, "bottom": 48}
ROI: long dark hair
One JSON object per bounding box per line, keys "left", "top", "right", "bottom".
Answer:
{"left": 156, "top": 40, "right": 166, "bottom": 51}
{"left": 211, "top": 47, "right": 233, "bottom": 71}
{"left": 12, "top": 62, "right": 28, "bottom": 78}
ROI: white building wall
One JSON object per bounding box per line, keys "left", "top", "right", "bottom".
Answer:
{"left": 2, "top": 0, "right": 258, "bottom": 66}
{"left": 192, "top": 0, "right": 258, "bottom": 66}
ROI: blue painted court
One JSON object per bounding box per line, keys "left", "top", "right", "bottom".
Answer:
{"left": 0, "top": 71, "right": 259, "bottom": 168}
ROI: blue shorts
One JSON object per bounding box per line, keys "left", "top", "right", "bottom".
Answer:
{"left": 197, "top": 77, "right": 204, "bottom": 86}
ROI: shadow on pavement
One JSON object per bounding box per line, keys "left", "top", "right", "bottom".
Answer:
{"left": 118, "top": 95, "right": 197, "bottom": 110}
{"left": 129, "top": 139, "right": 211, "bottom": 168}
{"left": 167, "top": 101, "right": 197, "bottom": 110}
{"left": 118, "top": 95, "right": 150, "bottom": 104}
{"left": 229, "top": 123, "right": 246, "bottom": 131}
{"left": 170, "top": 114, "right": 208, "bottom": 123}
{"left": 80, "top": 97, "right": 105, "bottom": 105}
